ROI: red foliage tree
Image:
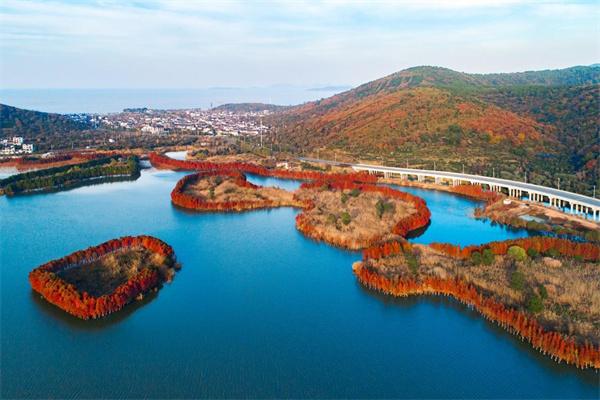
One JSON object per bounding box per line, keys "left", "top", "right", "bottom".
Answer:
{"left": 354, "top": 265, "right": 600, "bottom": 369}
{"left": 429, "top": 237, "right": 600, "bottom": 262}
{"left": 449, "top": 184, "right": 500, "bottom": 202}
{"left": 170, "top": 170, "right": 310, "bottom": 212}
{"left": 295, "top": 180, "right": 431, "bottom": 248}
{"left": 149, "top": 152, "right": 377, "bottom": 184}
{"left": 29, "top": 235, "right": 176, "bottom": 319}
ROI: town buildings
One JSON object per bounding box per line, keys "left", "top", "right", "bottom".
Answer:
{"left": 0, "top": 137, "right": 34, "bottom": 155}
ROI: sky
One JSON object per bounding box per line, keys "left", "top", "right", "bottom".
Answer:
{"left": 0, "top": 0, "right": 599, "bottom": 89}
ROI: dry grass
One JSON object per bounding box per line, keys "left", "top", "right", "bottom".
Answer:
{"left": 295, "top": 187, "right": 416, "bottom": 248}
{"left": 183, "top": 176, "right": 300, "bottom": 206}
{"left": 479, "top": 198, "right": 599, "bottom": 231}
{"left": 57, "top": 248, "right": 169, "bottom": 297}
{"left": 366, "top": 245, "right": 600, "bottom": 344}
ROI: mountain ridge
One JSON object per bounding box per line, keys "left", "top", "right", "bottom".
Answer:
{"left": 270, "top": 65, "right": 599, "bottom": 195}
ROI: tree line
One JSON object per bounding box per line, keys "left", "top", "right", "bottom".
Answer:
{"left": 149, "top": 152, "right": 376, "bottom": 183}
{"left": 170, "top": 170, "right": 306, "bottom": 212}
{"left": 1, "top": 155, "right": 139, "bottom": 196}
{"left": 355, "top": 265, "right": 599, "bottom": 369}
{"left": 28, "top": 235, "right": 175, "bottom": 320}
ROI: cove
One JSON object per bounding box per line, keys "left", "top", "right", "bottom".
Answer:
{"left": 1, "top": 169, "right": 597, "bottom": 398}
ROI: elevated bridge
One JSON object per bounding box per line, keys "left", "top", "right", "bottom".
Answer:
{"left": 299, "top": 157, "right": 600, "bottom": 221}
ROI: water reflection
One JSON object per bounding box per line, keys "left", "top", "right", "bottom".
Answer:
{"left": 355, "top": 281, "right": 600, "bottom": 386}
{"left": 30, "top": 289, "right": 160, "bottom": 331}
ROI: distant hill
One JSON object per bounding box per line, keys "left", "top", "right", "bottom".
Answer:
{"left": 212, "top": 103, "right": 289, "bottom": 113}
{"left": 0, "top": 104, "right": 91, "bottom": 137}
{"left": 351, "top": 65, "right": 600, "bottom": 95}
{"left": 270, "top": 65, "right": 600, "bottom": 195}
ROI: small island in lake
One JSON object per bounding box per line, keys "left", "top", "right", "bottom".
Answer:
{"left": 356, "top": 237, "right": 600, "bottom": 369}
{"left": 29, "top": 236, "right": 178, "bottom": 319}
{"left": 0, "top": 155, "right": 140, "bottom": 196}
{"left": 295, "top": 181, "right": 431, "bottom": 249}
{"left": 171, "top": 170, "right": 306, "bottom": 211}
{"left": 156, "top": 152, "right": 600, "bottom": 370}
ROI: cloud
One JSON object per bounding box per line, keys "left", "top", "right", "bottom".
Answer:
{"left": 0, "top": 0, "right": 598, "bottom": 88}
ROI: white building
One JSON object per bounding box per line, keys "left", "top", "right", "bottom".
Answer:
{"left": 141, "top": 125, "right": 164, "bottom": 134}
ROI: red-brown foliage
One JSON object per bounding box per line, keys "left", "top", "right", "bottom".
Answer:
{"left": 28, "top": 236, "right": 176, "bottom": 320}
{"left": 449, "top": 184, "right": 500, "bottom": 202}
{"left": 429, "top": 237, "right": 600, "bottom": 262}
{"left": 295, "top": 180, "right": 431, "bottom": 248}
{"left": 19, "top": 154, "right": 73, "bottom": 165}
{"left": 355, "top": 266, "right": 600, "bottom": 369}
{"left": 362, "top": 239, "right": 413, "bottom": 260}
{"left": 149, "top": 152, "right": 377, "bottom": 183}
{"left": 171, "top": 170, "right": 308, "bottom": 212}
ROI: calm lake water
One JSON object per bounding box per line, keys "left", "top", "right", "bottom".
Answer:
{"left": 1, "top": 169, "right": 598, "bottom": 398}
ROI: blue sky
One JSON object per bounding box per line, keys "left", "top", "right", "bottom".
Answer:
{"left": 1, "top": 0, "right": 598, "bottom": 89}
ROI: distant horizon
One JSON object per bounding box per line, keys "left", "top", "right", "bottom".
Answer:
{"left": 0, "top": 86, "right": 349, "bottom": 114}
{"left": 1, "top": 63, "right": 598, "bottom": 91}
{"left": 2, "top": 1, "right": 598, "bottom": 89}
{"left": 2, "top": 62, "right": 600, "bottom": 114}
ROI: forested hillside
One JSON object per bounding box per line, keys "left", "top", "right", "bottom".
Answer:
{"left": 0, "top": 104, "right": 91, "bottom": 137}
{"left": 270, "top": 65, "right": 600, "bottom": 196}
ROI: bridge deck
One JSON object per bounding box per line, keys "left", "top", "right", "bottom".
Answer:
{"left": 299, "top": 157, "right": 600, "bottom": 211}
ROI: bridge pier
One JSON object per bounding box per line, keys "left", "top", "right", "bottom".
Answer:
{"left": 349, "top": 163, "right": 599, "bottom": 222}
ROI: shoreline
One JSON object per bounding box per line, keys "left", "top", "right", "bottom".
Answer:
{"left": 356, "top": 237, "right": 600, "bottom": 369}
{"left": 29, "top": 236, "right": 178, "bottom": 320}
{"left": 133, "top": 152, "right": 599, "bottom": 370}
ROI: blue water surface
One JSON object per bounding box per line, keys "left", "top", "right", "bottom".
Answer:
{"left": 1, "top": 170, "right": 597, "bottom": 398}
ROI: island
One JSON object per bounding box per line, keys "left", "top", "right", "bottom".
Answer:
{"left": 0, "top": 155, "right": 140, "bottom": 196}
{"left": 29, "top": 235, "right": 178, "bottom": 319}
{"left": 165, "top": 155, "right": 431, "bottom": 249}
{"left": 156, "top": 151, "right": 599, "bottom": 370}
{"left": 355, "top": 236, "right": 600, "bottom": 369}
{"left": 171, "top": 170, "right": 306, "bottom": 211}
{"left": 295, "top": 180, "right": 431, "bottom": 249}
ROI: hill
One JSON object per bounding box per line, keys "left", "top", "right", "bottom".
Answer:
{"left": 270, "top": 65, "right": 600, "bottom": 196}
{"left": 0, "top": 104, "right": 91, "bottom": 137}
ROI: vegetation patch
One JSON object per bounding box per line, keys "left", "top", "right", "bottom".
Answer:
{"left": 0, "top": 155, "right": 139, "bottom": 196}
{"left": 474, "top": 197, "right": 600, "bottom": 243}
{"left": 356, "top": 237, "right": 600, "bottom": 369}
{"left": 29, "top": 236, "right": 178, "bottom": 319}
{"left": 294, "top": 180, "right": 430, "bottom": 249}
{"left": 171, "top": 170, "right": 306, "bottom": 212}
